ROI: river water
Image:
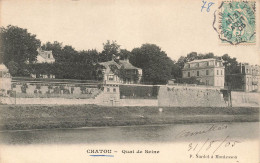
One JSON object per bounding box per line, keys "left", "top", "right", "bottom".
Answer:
{"left": 0, "top": 122, "right": 259, "bottom": 163}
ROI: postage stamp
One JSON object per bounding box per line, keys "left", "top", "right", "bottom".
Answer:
{"left": 213, "top": 1, "right": 256, "bottom": 45}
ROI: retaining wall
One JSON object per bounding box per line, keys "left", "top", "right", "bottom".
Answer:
{"left": 158, "top": 85, "right": 227, "bottom": 107}
{"left": 231, "top": 92, "right": 260, "bottom": 107}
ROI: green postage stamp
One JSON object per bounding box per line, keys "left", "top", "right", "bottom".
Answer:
{"left": 214, "top": 0, "right": 256, "bottom": 45}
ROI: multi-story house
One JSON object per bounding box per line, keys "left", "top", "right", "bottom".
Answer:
{"left": 30, "top": 48, "right": 55, "bottom": 79}
{"left": 182, "top": 58, "right": 225, "bottom": 88}
{"left": 227, "top": 64, "right": 260, "bottom": 92}
{"left": 36, "top": 48, "right": 55, "bottom": 64}
{"left": 98, "top": 58, "right": 142, "bottom": 84}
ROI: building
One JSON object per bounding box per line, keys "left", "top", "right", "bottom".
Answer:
{"left": 36, "top": 48, "right": 55, "bottom": 63}
{"left": 0, "top": 64, "right": 12, "bottom": 96}
{"left": 99, "top": 58, "right": 142, "bottom": 84}
{"left": 182, "top": 58, "right": 225, "bottom": 88}
{"left": 242, "top": 64, "right": 260, "bottom": 92}
{"left": 30, "top": 48, "right": 55, "bottom": 78}
{"left": 226, "top": 64, "right": 260, "bottom": 92}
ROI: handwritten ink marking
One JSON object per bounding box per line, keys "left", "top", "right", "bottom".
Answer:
{"left": 176, "top": 124, "right": 228, "bottom": 138}
{"left": 207, "top": 2, "right": 215, "bottom": 12}
{"left": 193, "top": 143, "right": 198, "bottom": 151}
{"left": 89, "top": 155, "right": 114, "bottom": 157}
{"left": 213, "top": 136, "right": 229, "bottom": 155}
{"left": 206, "top": 140, "right": 218, "bottom": 150}
{"left": 201, "top": 1, "right": 215, "bottom": 12}
{"left": 197, "top": 138, "right": 209, "bottom": 155}
{"left": 188, "top": 136, "right": 241, "bottom": 156}
{"left": 201, "top": 0, "right": 207, "bottom": 12}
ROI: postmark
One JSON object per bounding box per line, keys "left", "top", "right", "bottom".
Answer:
{"left": 213, "top": 1, "right": 256, "bottom": 45}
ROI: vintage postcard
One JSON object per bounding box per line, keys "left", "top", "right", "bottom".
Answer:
{"left": 0, "top": 0, "right": 259, "bottom": 163}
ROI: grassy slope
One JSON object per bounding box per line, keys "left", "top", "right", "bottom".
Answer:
{"left": 0, "top": 104, "right": 259, "bottom": 130}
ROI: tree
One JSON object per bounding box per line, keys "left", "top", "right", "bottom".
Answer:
{"left": 99, "top": 40, "right": 120, "bottom": 62}
{"left": 0, "top": 25, "right": 41, "bottom": 64}
{"left": 221, "top": 54, "right": 240, "bottom": 75}
{"left": 41, "top": 41, "right": 100, "bottom": 80}
{"left": 7, "top": 61, "right": 19, "bottom": 76}
{"left": 119, "top": 49, "right": 131, "bottom": 60}
{"left": 130, "top": 44, "right": 175, "bottom": 84}
{"left": 78, "top": 49, "right": 99, "bottom": 64}
{"left": 60, "top": 45, "right": 78, "bottom": 62}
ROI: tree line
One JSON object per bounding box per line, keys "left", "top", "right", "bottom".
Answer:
{"left": 0, "top": 25, "right": 241, "bottom": 84}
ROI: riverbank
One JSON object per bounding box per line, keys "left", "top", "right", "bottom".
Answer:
{"left": 0, "top": 104, "right": 258, "bottom": 130}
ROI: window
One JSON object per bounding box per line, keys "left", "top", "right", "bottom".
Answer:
{"left": 188, "top": 72, "right": 190, "bottom": 77}
{"left": 206, "top": 70, "right": 209, "bottom": 75}
{"left": 107, "top": 88, "right": 110, "bottom": 92}
{"left": 217, "top": 70, "right": 219, "bottom": 75}
{"left": 113, "top": 88, "right": 116, "bottom": 92}
{"left": 207, "top": 62, "right": 209, "bottom": 66}
{"left": 197, "top": 71, "right": 199, "bottom": 76}
{"left": 48, "top": 54, "right": 50, "bottom": 58}
{"left": 108, "top": 75, "right": 114, "bottom": 81}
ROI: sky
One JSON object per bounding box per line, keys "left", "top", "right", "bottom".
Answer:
{"left": 1, "top": 0, "right": 260, "bottom": 64}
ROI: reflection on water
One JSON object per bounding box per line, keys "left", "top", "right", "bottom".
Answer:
{"left": 0, "top": 122, "right": 258, "bottom": 145}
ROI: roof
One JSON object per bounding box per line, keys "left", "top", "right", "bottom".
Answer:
{"left": 39, "top": 51, "right": 53, "bottom": 59}
{"left": 0, "top": 64, "right": 8, "bottom": 71}
{"left": 118, "top": 60, "right": 141, "bottom": 70}
{"left": 99, "top": 60, "right": 141, "bottom": 70}
{"left": 99, "top": 60, "right": 120, "bottom": 68}
{"left": 188, "top": 58, "right": 219, "bottom": 63}
{"left": 241, "top": 64, "right": 260, "bottom": 68}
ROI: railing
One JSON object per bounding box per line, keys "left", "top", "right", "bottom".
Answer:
{"left": 12, "top": 77, "right": 101, "bottom": 84}
{"left": 168, "top": 83, "right": 224, "bottom": 89}
{"left": 182, "top": 65, "right": 224, "bottom": 70}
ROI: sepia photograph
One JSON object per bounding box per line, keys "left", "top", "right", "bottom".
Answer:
{"left": 0, "top": 0, "right": 259, "bottom": 162}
